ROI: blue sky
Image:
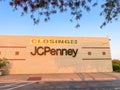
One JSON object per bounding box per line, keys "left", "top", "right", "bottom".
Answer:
{"left": 0, "top": 1, "right": 120, "bottom": 59}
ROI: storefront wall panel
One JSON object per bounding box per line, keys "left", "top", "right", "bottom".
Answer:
{"left": 0, "top": 35, "right": 113, "bottom": 74}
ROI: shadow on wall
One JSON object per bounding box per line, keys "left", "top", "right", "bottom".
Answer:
{"left": 54, "top": 57, "right": 112, "bottom": 73}
{"left": 54, "top": 56, "right": 83, "bottom": 73}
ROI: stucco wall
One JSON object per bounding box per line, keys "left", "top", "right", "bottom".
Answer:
{"left": 0, "top": 35, "right": 113, "bottom": 74}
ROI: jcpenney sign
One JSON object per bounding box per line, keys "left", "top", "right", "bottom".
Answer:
{"left": 31, "top": 46, "right": 78, "bottom": 57}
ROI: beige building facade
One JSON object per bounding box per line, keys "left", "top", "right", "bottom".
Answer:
{"left": 0, "top": 35, "right": 113, "bottom": 74}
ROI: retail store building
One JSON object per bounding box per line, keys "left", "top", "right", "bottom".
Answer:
{"left": 0, "top": 35, "right": 113, "bottom": 74}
